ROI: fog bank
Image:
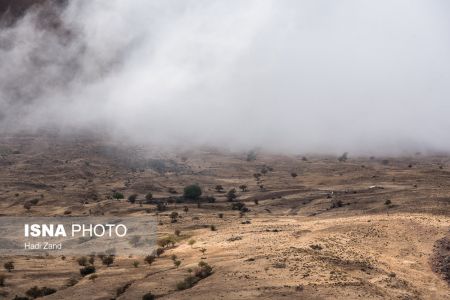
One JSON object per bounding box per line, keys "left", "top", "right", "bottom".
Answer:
{"left": 1, "top": 0, "right": 450, "bottom": 155}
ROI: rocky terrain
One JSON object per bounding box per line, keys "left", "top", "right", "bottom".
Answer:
{"left": 0, "top": 133, "right": 448, "bottom": 299}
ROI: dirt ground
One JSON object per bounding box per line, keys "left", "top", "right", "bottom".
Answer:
{"left": 0, "top": 134, "right": 449, "bottom": 299}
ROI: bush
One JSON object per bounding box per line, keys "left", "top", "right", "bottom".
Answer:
{"left": 206, "top": 196, "right": 216, "bottom": 203}
{"left": 176, "top": 275, "right": 200, "bottom": 290}
{"left": 226, "top": 189, "right": 237, "bottom": 202}
{"left": 77, "top": 256, "right": 88, "bottom": 266}
{"left": 142, "top": 292, "right": 155, "bottom": 300}
{"left": 4, "top": 261, "right": 14, "bottom": 272}
{"left": 113, "top": 192, "right": 124, "bottom": 200}
{"left": 239, "top": 185, "right": 247, "bottom": 192}
{"left": 170, "top": 211, "right": 179, "bottom": 223}
{"left": 144, "top": 255, "right": 155, "bottom": 265}
{"left": 23, "top": 202, "right": 32, "bottom": 210}
{"left": 80, "top": 265, "right": 96, "bottom": 277}
{"left": 385, "top": 199, "right": 392, "bottom": 205}
{"left": 291, "top": 172, "right": 298, "bottom": 178}
{"left": 254, "top": 199, "right": 259, "bottom": 205}
{"left": 215, "top": 185, "right": 224, "bottom": 192}
{"left": 0, "top": 274, "right": 5, "bottom": 286}
{"left": 102, "top": 255, "right": 115, "bottom": 266}
{"left": 25, "top": 286, "right": 56, "bottom": 298}
{"left": 156, "top": 248, "right": 165, "bottom": 257}
{"left": 145, "top": 192, "right": 153, "bottom": 201}
{"left": 184, "top": 185, "right": 202, "bottom": 200}
{"left": 231, "top": 202, "right": 246, "bottom": 211}
{"left": 210, "top": 225, "right": 217, "bottom": 231}
{"left": 246, "top": 151, "right": 257, "bottom": 161}
{"left": 174, "top": 260, "right": 181, "bottom": 268}
{"left": 128, "top": 194, "right": 138, "bottom": 204}
{"left": 188, "top": 239, "right": 196, "bottom": 248}
{"left": 218, "top": 213, "right": 224, "bottom": 218}
{"left": 13, "top": 296, "right": 30, "bottom": 300}
{"left": 175, "top": 229, "right": 181, "bottom": 236}
{"left": 338, "top": 152, "right": 348, "bottom": 162}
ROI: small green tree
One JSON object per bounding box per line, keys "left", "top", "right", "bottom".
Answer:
{"left": 188, "top": 239, "right": 196, "bottom": 248}
{"left": 184, "top": 184, "right": 202, "bottom": 200}
{"left": 113, "top": 192, "right": 124, "bottom": 200}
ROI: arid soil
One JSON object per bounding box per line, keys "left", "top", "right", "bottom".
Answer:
{"left": 0, "top": 134, "right": 449, "bottom": 299}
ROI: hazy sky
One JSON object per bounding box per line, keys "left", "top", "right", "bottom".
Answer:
{"left": 1, "top": 0, "right": 450, "bottom": 154}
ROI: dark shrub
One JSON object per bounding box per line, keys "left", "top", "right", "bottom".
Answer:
{"left": 116, "top": 282, "right": 132, "bottom": 297}
{"left": 226, "top": 189, "right": 237, "bottom": 202}
{"left": 156, "top": 247, "right": 165, "bottom": 257}
{"left": 77, "top": 256, "right": 88, "bottom": 266}
{"left": 210, "top": 225, "right": 216, "bottom": 231}
{"left": 215, "top": 185, "right": 224, "bottom": 192}
{"left": 4, "top": 261, "right": 14, "bottom": 272}
{"left": 291, "top": 172, "right": 298, "bottom": 178}
{"left": 80, "top": 265, "right": 96, "bottom": 277}
{"left": 0, "top": 274, "right": 5, "bottom": 286}
{"left": 239, "top": 185, "right": 247, "bottom": 192}
{"left": 144, "top": 255, "right": 155, "bottom": 265}
{"left": 176, "top": 275, "right": 200, "bottom": 290}
{"left": 113, "top": 192, "right": 124, "bottom": 200}
{"left": 25, "top": 286, "right": 56, "bottom": 298}
{"left": 156, "top": 201, "right": 166, "bottom": 212}
{"left": 102, "top": 255, "right": 115, "bottom": 266}
{"left": 384, "top": 199, "right": 392, "bottom": 205}
{"left": 128, "top": 194, "right": 138, "bottom": 204}
{"left": 206, "top": 196, "right": 216, "bottom": 203}
{"left": 142, "top": 292, "right": 155, "bottom": 300}
{"left": 338, "top": 152, "right": 348, "bottom": 162}
{"left": 145, "top": 192, "right": 153, "bottom": 201}
{"left": 184, "top": 185, "right": 202, "bottom": 200}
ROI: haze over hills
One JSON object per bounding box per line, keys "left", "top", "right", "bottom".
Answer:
{"left": 1, "top": 0, "right": 450, "bottom": 154}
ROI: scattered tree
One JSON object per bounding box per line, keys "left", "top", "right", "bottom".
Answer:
{"left": 128, "top": 194, "right": 138, "bottom": 204}
{"left": 4, "top": 261, "right": 14, "bottom": 272}
{"left": 226, "top": 189, "right": 237, "bottom": 202}
{"left": 239, "top": 185, "right": 248, "bottom": 192}
{"left": 144, "top": 255, "right": 156, "bottom": 265}
{"left": 184, "top": 185, "right": 202, "bottom": 200}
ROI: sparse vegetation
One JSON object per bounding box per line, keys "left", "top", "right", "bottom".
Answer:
{"left": 188, "top": 239, "right": 196, "bottom": 248}
{"left": 101, "top": 255, "right": 115, "bottom": 266}
{"left": 156, "top": 248, "right": 165, "bottom": 257}
{"left": 239, "top": 185, "right": 248, "bottom": 192}
{"left": 142, "top": 292, "right": 155, "bottom": 300}
{"left": 4, "top": 261, "right": 14, "bottom": 272}
{"left": 25, "top": 286, "right": 56, "bottom": 299}
{"left": 144, "top": 255, "right": 156, "bottom": 265}
{"left": 128, "top": 194, "right": 138, "bottom": 203}
{"left": 174, "top": 260, "right": 181, "bottom": 268}
{"left": 80, "top": 265, "right": 96, "bottom": 277}
{"left": 226, "top": 188, "right": 237, "bottom": 202}
{"left": 145, "top": 192, "right": 153, "bottom": 201}
{"left": 113, "top": 192, "right": 124, "bottom": 200}
{"left": 176, "top": 261, "right": 213, "bottom": 290}
{"left": 215, "top": 185, "right": 224, "bottom": 192}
